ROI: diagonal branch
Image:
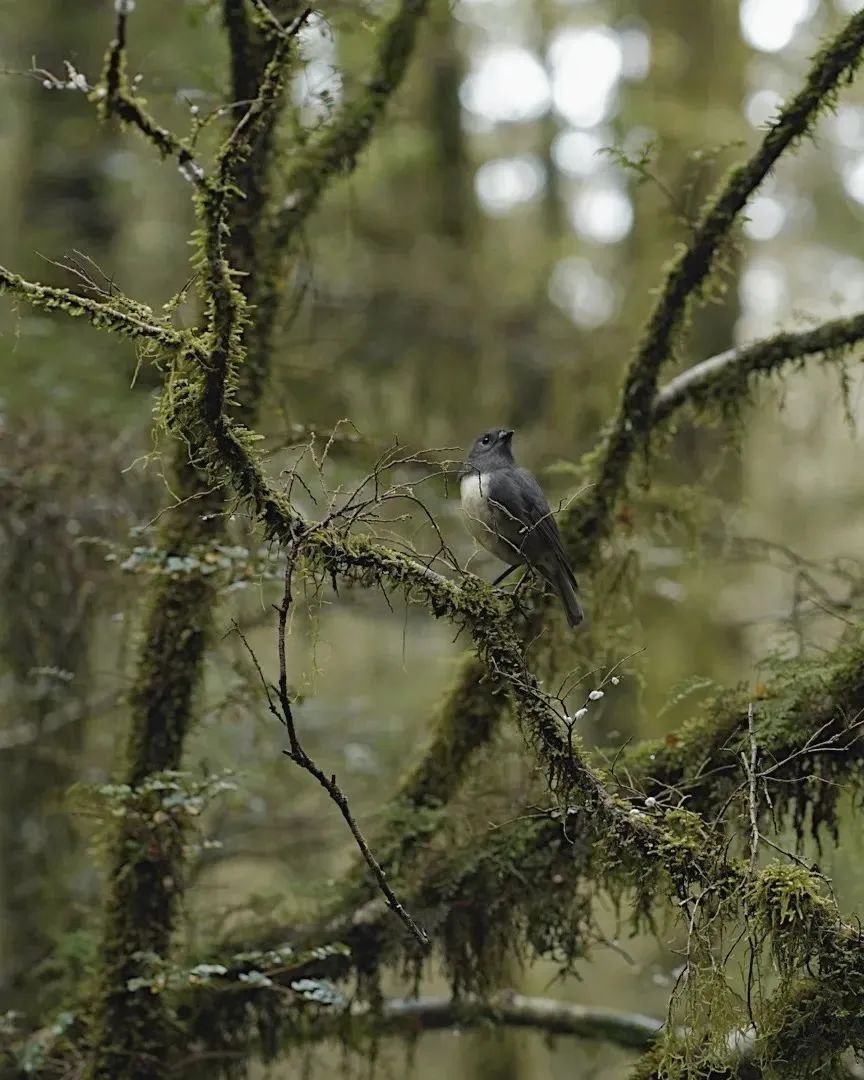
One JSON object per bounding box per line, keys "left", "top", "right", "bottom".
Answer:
{"left": 568, "top": 8, "right": 864, "bottom": 557}
{"left": 234, "top": 555, "right": 429, "bottom": 949}
{"left": 99, "top": 2, "right": 206, "bottom": 183}
{"left": 272, "top": 0, "right": 430, "bottom": 248}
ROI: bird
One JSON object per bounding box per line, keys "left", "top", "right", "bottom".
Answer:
{"left": 459, "top": 427, "right": 584, "bottom": 628}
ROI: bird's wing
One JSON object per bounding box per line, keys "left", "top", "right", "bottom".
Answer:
{"left": 492, "top": 467, "right": 579, "bottom": 588}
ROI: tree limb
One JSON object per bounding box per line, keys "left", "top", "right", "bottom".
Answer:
{"left": 360, "top": 992, "right": 663, "bottom": 1049}
{"left": 273, "top": 0, "right": 430, "bottom": 248}
{"left": 653, "top": 311, "right": 864, "bottom": 421}
{"left": 569, "top": 8, "right": 864, "bottom": 558}
{"left": 0, "top": 264, "right": 185, "bottom": 349}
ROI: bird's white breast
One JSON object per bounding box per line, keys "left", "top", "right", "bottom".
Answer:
{"left": 460, "top": 472, "right": 520, "bottom": 564}
{"left": 460, "top": 472, "right": 491, "bottom": 521}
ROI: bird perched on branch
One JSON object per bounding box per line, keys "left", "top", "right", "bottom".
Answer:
{"left": 459, "top": 427, "right": 584, "bottom": 628}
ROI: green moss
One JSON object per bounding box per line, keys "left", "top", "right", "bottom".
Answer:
{"left": 8, "top": 6, "right": 864, "bottom": 1079}
{"left": 626, "top": 632, "right": 864, "bottom": 846}
{"left": 562, "top": 8, "right": 864, "bottom": 565}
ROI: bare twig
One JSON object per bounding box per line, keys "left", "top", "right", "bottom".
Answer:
{"left": 235, "top": 554, "right": 430, "bottom": 950}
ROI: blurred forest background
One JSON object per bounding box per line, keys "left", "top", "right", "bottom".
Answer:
{"left": 2, "top": 0, "right": 864, "bottom": 1077}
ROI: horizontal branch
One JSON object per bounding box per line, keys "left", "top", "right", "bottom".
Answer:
{"left": 172, "top": 991, "right": 663, "bottom": 1073}
{"left": 365, "top": 993, "right": 663, "bottom": 1050}
{"left": 0, "top": 264, "right": 187, "bottom": 350}
{"left": 653, "top": 311, "right": 864, "bottom": 421}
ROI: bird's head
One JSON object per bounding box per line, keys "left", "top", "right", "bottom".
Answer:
{"left": 465, "top": 427, "right": 515, "bottom": 471}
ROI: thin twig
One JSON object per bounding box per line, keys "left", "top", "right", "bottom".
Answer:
{"left": 238, "top": 551, "right": 430, "bottom": 950}
{"left": 744, "top": 703, "right": 760, "bottom": 878}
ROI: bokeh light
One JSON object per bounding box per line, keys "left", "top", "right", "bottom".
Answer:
{"left": 475, "top": 155, "right": 546, "bottom": 215}
{"left": 461, "top": 46, "right": 550, "bottom": 124}
{"left": 569, "top": 183, "right": 633, "bottom": 244}
{"left": 739, "top": 0, "right": 815, "bottom": 54}
{"left": 548, "top": 256, "right": 616, "bottom": 327}
{"left": 549, "top": 28, "right": 623, "bottom": 128}
{"left": 552, "top": 129, "right": 608, "bottom": 177}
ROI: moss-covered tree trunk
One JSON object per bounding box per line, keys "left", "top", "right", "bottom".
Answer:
{"left": 86, "top": 9, "right": 288, "bottom": 1075}
{"left": 86, "top": 3, "right": 432, "bottom": 1074}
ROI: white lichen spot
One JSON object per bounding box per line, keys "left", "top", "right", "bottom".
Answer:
{"left": 178, "top": 159, "right": 206, "bottom": 184}
{"left": 115, "top": 0, "right": 136, "bottom": 14}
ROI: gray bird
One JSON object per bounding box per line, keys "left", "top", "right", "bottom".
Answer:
{"left": 459, "top": 427, "right": 584, "bottom": 628}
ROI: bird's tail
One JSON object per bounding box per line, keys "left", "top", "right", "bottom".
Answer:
{"left": 550, "top": 566, "right": 584, "bottom": 629}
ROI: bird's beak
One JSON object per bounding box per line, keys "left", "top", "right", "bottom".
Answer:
{"left": 501, "top": 429, "right": 514, "bottom": 443}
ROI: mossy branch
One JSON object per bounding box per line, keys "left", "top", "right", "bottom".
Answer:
{"left": 0, "top": 264, "right": 186, "bottom": 350}
{"left": 99, "top": 3, "right": 206, "bottom": 183}
{"left": 86, "top": 10, "right": 303, "bottom": 1080}
{"left": 653, "top": 311, "right": 864, "bottom": 421}
{"left": 570, "top": 8, "right": 864, "bottom": 558}
{"left": 5, "top": 6, "right": 864, "bottom": 1078}
{"left": 272, "top": 0, "right": 430, "bottom": 248}
{"left": 83, "top": 5, "right": 435, "bottom": 1077}
{"left": 331, "top": 3, "right": 864, "bottom": 901}
{"left": 220, "top": 636, "right": 864, "bottom": 1059}
{"left": 324, "top": 309, "right": 864, "bottom": 925}
{"left": 174, "top": 633, "right": 864, "bottom": 1070}
{"left": 178, "top": 371, "right": 756, "bottom": 973}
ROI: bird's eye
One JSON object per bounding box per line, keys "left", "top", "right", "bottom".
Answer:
{"left": 481, "top": 435, "right": 490, "bottom": 445}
